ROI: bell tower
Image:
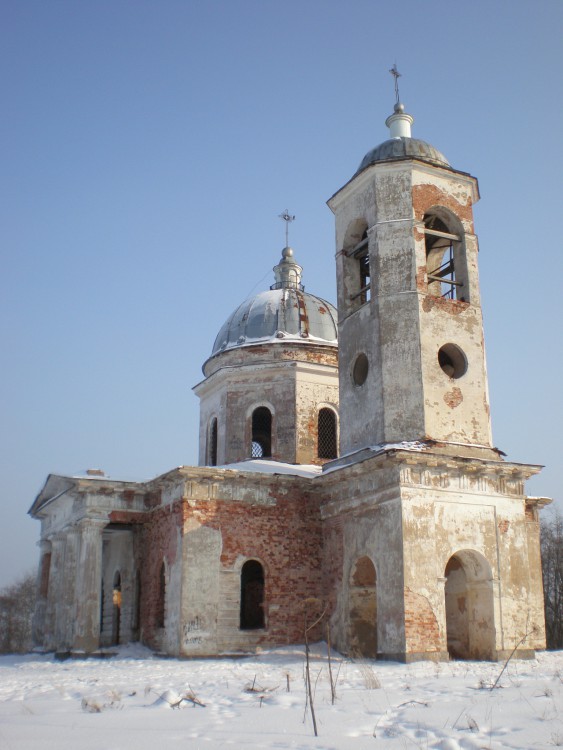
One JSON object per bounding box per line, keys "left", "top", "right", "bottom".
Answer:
{"left": 328, "top": 99, "right": 494, "bottom": 460}
{"left": 322, "top": 80, "right": 548, "bottom": 663}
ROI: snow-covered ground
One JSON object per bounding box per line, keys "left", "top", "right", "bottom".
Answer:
{"left": 0, "top": 645, "right": 562, "bottom": 749}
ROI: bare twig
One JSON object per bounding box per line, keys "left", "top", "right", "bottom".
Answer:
{"left": 303, "top": 599, "right": 328, "bottom": 736}
{"left": 326, "top": 621, "right": 337, "bottom": 704}
{"left": 491, "top": 624, "right": 537, "bottom": 691}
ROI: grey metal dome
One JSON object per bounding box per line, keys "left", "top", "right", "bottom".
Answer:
{"left": 357, "top": 137, "right": 450, "bottom": 174}
{"left": 211, "top": 288, "right": 338, "bottom": 355}
{"left": 211, "top": 248, "right": 338, "bottom": 355}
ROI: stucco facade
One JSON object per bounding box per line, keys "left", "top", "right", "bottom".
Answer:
{"left": 30, "top": 100, "right": 550, "bottom": 661}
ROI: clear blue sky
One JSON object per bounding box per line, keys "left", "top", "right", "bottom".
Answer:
{"left": 2, "top": 0, "right": 562, "bottom": 588}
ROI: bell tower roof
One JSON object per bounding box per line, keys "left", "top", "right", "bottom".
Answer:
{"left": 356, "top": 100, "right": 450, "bottom": 174}
{"left": 356, "top": 134, "right": 450, "bottom": 173}
{"left": 356, "top": 72, "right": 450, "bottom": 174}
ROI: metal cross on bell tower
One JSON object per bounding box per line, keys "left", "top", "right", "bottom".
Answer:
{"left": 389, "top": 63, "right": 401, "bottom": 106}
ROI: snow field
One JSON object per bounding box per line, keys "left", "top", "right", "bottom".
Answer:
{"left": 0, "top": 644, "right": 562, "bottom": 749}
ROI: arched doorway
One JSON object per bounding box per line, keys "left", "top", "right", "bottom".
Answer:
{"left": 444, "top": 550, "right": 495, "bottom": 660}
{"left": 349, "top": 556, "right": 377, "bottom": 658}
{"left": 112, "top": 571, "right": 122, "bottom": 645}
{"left": 240, "top": 560, "right": 265, "bottom": 630}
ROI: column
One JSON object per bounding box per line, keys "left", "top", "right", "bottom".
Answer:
{"left": 43, "top": 533, "right": 65, "bottom": 651}
{"left": 31, "top": 540, "right": 52, "bottom": 647}
{"left": 73, "top": 519, "right": 106, "bottom": 652}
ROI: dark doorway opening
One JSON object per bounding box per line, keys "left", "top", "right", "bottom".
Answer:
{"left": 240, "top": 560, "right": 265, "bottom": 630}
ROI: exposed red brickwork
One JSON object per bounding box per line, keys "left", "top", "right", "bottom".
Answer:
{"left": 183, "top": 481, "right": 325, "bottom": 644}
{"left": 205, "top": 343, "right": 337, "bottom": 377}
{"left": 444, "top": 387, "right": 463, "bottom": 409}
{"left": 404, "top": 587, "right": 441, "bottom": 653}
{"left": 108, "top": 510, "right": 149, "bottom": 524}
{"left": 138, "top": 500, "right": 184, "bottom": 648}
{"left": 498, "top": 519, "right": 510, "bottom": 534}
{"left": 421, "top": 295, "right": 469, "bottom": 315}
{"left": 416, "top": 263, "right": 427, "bottom": 292}
{"left": 412, "top": 183, "right": 474, "bottom": 228}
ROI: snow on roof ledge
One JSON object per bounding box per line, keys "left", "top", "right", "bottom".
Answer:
{"left": 217, "top": 459, "right": 322, "bottom": 478}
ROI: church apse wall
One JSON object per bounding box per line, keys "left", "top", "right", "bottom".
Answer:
{"left": 175, "top": 469, "right": 324, "bottom": 656}
{"left": 123, "top": 470, "right": 321, "bottom": 657}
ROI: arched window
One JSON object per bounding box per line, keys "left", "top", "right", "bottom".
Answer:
{"left": 349, "top": 228, "right": 370, "bottom": 306}
{"left": 251, "top": 407, "right": 272, "bottom": 458}
{"left": 208, "top": 417, "right": 218, "bottom": 466}
{"left": 424, "top": 212, "right": 465, "bottom": 301}
{"left": 341, "top": 220, "right": 371, "bottom": 317}
{"left": 156, "top": 561, "right": 166, "bottom": 628}
{"left": 240, "top": 560, "right": 265, "bottom": 630}
{"left": 317, "top": 407, "right": 338, "bottom": 459}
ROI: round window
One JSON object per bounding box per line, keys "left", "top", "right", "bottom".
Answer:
{"left": 438, "top": 343, "right": 467, "bottom": 379}
{"left": 352, "top": 353, "right": 369, "bottom": 386}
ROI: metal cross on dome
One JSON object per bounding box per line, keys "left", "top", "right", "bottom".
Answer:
{"left": 278, "top": 209, "right": 295, "bottom": 247}
{"left": 389, "top": 63, "right": 401, "bottom": 105}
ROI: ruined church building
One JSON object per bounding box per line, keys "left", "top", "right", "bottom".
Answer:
{"left": 30, "top": 92, "right": 550, "bottom": 662}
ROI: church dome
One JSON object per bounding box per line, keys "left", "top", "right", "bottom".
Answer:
{"left": 211, "top": 248, "right": 338, "bottom": 356}
{"left": 356, "top": 136, "right": 450, "bottom": 173}
{"left": 355, "top": 102, "right": 450, "bottom": 175}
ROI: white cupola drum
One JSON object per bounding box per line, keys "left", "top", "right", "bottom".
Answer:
{"left": 271, "top": 247, "right": 303, "bottom": 291}
{"left": 385, "top": 102, "right": 414, "bottom": 138}
{"left": 194, "top": 242, "right": 339, "bottom": 467}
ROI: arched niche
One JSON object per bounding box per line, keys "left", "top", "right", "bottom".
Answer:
{"left": 349, "top": 555, "right": 377, "bottom": 658}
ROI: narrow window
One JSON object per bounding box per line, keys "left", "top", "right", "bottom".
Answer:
{"left": 240, "top": 560, "right": 265, "bottom": 630}
{"left": 348, "top": 229, "right": 370, "bottom": 305}
{"left": 424, "top": 214, "right": 462, "bottom": 300}
{"left": 100, "top": 580, "right": 105, "bottom": 631}
{"left": 156, "top": 561, "right": 166, "bottom": 628}
{"left": 39, "top": 552, "right": 51, "bottom": 598}
{"left": 112, "top": 571, "right": 122, "bottom": 645}
{"left": 208, "top": 417, "right": 218, "bottom": 466}
{"left": 132, "top": 569, "right": 141, "bottom": 636}
{"left": 251, "top": 407, "right": 272, "bottom": 458}
{"left": 317, "top": 408, "right": 338, "bottom": 459}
